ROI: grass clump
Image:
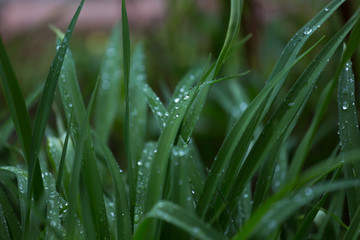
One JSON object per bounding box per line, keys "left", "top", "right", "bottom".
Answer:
{"left": 1, "top": 0, "right": 360, "bottom": 239}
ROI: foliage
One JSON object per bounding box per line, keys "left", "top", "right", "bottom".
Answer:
{"left": 1, "top": 0, "right": 360, "bottom": 239}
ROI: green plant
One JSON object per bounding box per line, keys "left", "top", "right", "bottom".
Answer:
{"left": 1, "top": 0, "right": 360, "bottom": 239}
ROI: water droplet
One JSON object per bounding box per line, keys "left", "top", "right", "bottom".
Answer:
{"left": 102, "top": 80, "right": 110, "bottom": 90}
{"left": 183, "top": 95, "right": 190, "bottom": 100}
{"left": 174, "top": 98, "right": 180, "bottom": 103}
{"left": 288, "top": 102, "right": 295, "bottom": 107}
{"left": 134, "top": 214, "right": 140, "bottom": 223}
{"left": 304, "top": 27, "right": 313, "bottom": 35}
{"left": 243, "top": 193, "right": 249, "bottom": 198}
{"left": 137, "top": 161, "right": 142, "bottom": 166}
{"left": 342, "top": 101, "right": 349, "bottom": 110}
{"left": 324, "top": 8, "right": 329, "bottom": 12}
{"left": 305, "top": 187, "right": 312, "bottom": 196}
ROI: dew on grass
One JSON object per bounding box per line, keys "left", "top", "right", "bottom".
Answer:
{"left": 342, "top": 101, "right": 349, "bottom": 110}
{"left": 174, "top": 98, "right": 180, "bottom": 103}
{"left": 304, "top": 187, "right": 313, "bottom": 196}
{"left": 102, "top": 80, "right": 110, "bottom": 90}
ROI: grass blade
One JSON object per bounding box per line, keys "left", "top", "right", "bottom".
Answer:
{"left": 233, "top": 180, "right": 360, "bottom": 240}
{"left": 0, "top": 37, "right": 32, "bottom": 162}
{"left": 26, "top": 1, "right": 85, "bottom": 234}
{"left": 337, "top": 60, "right": 360, "bottom": 219}
{"left": 135, "top": 201, "right": 225, "bottom": 240}
{"left": 121, "top": 0, "right": 135, "bottom": 218}
{"left": 94, "top": 25, "right": 122, "bottom": 142}
{"left": 225, "top": 10, "right": 360, "bottom": 216}
{"left": 94, "top": 132, "right": 132, "bottom": 240}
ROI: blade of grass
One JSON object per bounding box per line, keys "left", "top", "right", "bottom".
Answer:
{"left": 133, "top": 142, "right": 156, "bottom": 229}
{"left": 232, "top": 180, "right": 360, "bottom": 240}
{"left": 94, "top": 25, "right": 122, "bottom": 142}
{"left": 56, "top": 111, "right": 73, "bottom": 193}
{"left": 26, "top": 1, "right": 85, "bottom": 235}
{"left": 206, "top": 0, "right": 346, "bottom": 219}
{"left": 0, "top": 203, "right": 10, "bottom": 240}
{"left": 0, "top": 37, "right": 32, "bottom": 163}
{"left": 287, "top": 76, "right": 337, "bottom": 182}
{"left": 197, "top": 38, "right": 321, "bottom": 218}
{"left": 208, "top": 0, "right": 346, "bottom": 218}
{"left": 0, "top": 185, "right": 21, "bottom": 239}
{"left": 225, "top": 10, "right": 360, "bottom": 216}
{"left": 337, "top": 60, "right": 360, "bottom": 219}
{"left": 129, "top": 43, "right": 148, "bottom": 178}
{"left": 143, "top": 83, "right": 168, "bottom": 131}
{"left": 93, "top": 132, "right": 132, "bottom": 240}
{"left": 121, "top": 0, "right": 135, "bottom": 220}
{"left": 343, "top": 205, "right": 360, "bottom": 240}
{"left": 134, "top": 201, "right": 225, "bottom": 240}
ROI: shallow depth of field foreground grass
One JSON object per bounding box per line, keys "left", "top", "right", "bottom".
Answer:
{"left": 1, "top": 0, "right": 360, "bottom": 239}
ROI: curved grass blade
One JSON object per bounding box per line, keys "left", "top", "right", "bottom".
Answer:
{"left": 134, "top": 142, "right": 156, "bottom": 230}
{"left": 121, "top": 0, "right": 135, "bottom": 218}
{"left": 287, "top": 76, "right": 337, "bottom": 182}
{"left": 225, "top": 11, "right": 360, "bottom": 216}
{"left": 143, "top": 87, "right": 198, "bottom": 238}
{"left": 134, "top": 201, "right": 225, "bottom": 240}
{"left": 202, "top": 0, "right": 346, "bottom": 219}
{"left": 143, "top": 84, "right": 168, "bottom": 131}
{"left": 337, "top": 60, "right": 360, "bottom": 219}
{"left": 197, "top": 39, "right": 320, "bottom": 217}
{"left": 0, "top": 37, "right": 32, "bottom": 163}
{"left": 0, "top": 204, "right": 10, "bottom": 240}
{"left": 0, "top": 185, "right": 21, "bottom": 239}
{"left": 129, "top": 43, "right": 148, "bottom": 169}
{"left": 233, "top": 180, "right": 360, "bottom": 240}
{"left": 56, "top": 111, "right": 73, "bottom": 193}
{"left": 343, "top": 205, "right": 360, "bottom": 240}
{"left": 26, "top": 1, "right": 85, "bottom": 233}
{"left": 93, "top": 132, "right": 132, "bottom": 240}
{"left": 94, "top": 25, "right": 122, "bottom": 142}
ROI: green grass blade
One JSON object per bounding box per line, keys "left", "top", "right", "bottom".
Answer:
{"left": 94, "top": 25, "right": 122, "bottom": 142}
{"left": 94, "top": 132, "right": 132, "bottom": 240}
{"left": 337, "top": 60, "right": 360, "bottom": 219}
{"left": 225, "top": 11, "right": 360, "bottom": 215}
{"left": 197, "top": 39, "right": 320, "bottom": 217}
{"left": 66, "top": 78, "right": 110, "bottom": 239}
{"left": 343, "top": 205, "right": 360, "bottom": 240}
{"left": 134, "top": 142, "right": 156, "bottom": 229}
{"left": 0, "top": 37, "right": 32, "bottom": 162}
{"left": 129, "top": 43, "right": 148, "bottom": 170}
{"left": 56, "top": 112, "right": 73, "bottom": 193}
{"left": 0, "top": 185, "right": 21, "bottom": 239}
{"left": 134, "top": 201, "right": 225, "bottom": 240}
{"left": 233, "top": 180, "right": 359, "bottom": 240}
{"left": 207, "top": 0, "right": 345, "bottom": 218}
{"left": 213, "top": 0, "right": 243, "bottom": 76}
{"left": 143, "top": 84, "right": 168, "bottom": 131}
{"left": 26, "top": 0, "right": 85, "bottom": 223}
{"left": 121, "top": 0, "right": 135, "bottom": 218}
{"left": 287, "top": 76, "right": 337, "bottom": 182}
{"left": 0, "top": 203, "right": 10, "bottom": 240}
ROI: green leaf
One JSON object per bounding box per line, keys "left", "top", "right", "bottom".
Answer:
{"left": 134, "top": 142, "right": 157, "bottom": 229}
{"left": 337, "top": 60, "right": 360, "bottom": 219}
{"left": 0, "top": 185, "right": 21, "bottom": 239}
{"left": 134, "top": 201, "right": 225, "bottom": 240}
{"left": 233, "top": 180, "right": 360, "bottom": 240}
{"left": 94, "top": 132, "right": 132, "bottom": 240}
{"left": 225, "top": 10, "right": 360, "bottom": 217}
{"left": 26, "top": 1, "right": 85, "bottom": 233}
{"left": 0, "top": 37, "right": 32, "bottom": 163}
{"left": 94, "top": 25, "right": 123, "bottom": 142}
